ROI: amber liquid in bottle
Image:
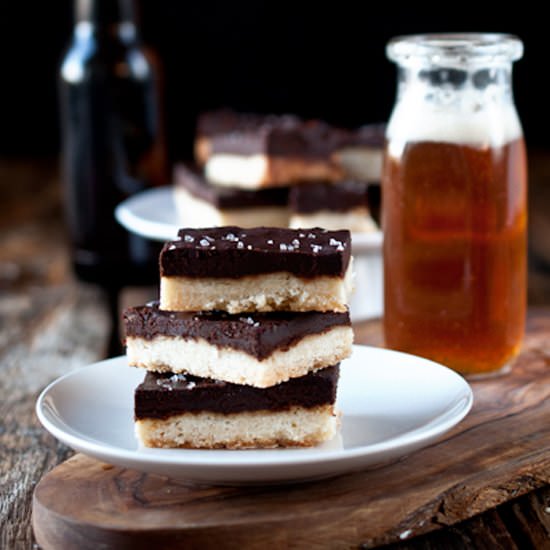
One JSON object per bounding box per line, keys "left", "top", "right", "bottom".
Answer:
{"left": 383, "top": 138, "right": 527, "bottom": 375}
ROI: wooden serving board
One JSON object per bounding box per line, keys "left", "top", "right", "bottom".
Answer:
{"left": 32, "top": 310, "right": 550, "bottom": 550}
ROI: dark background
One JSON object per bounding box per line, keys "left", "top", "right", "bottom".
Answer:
{"left": 0, "top": 1, "right": 542, "bottom": 164}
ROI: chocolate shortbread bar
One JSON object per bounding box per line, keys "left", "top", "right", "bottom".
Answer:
{"left": 125, "top": 303, "right": 352, "bottom": 387}
{"left": 173, "top": 163, "right": 290, "bottom": 228}
{"left": 194, "top": 109, "right": 298, "bottom": 165}
{"left": 159, "top": 227, "right": 353, "bottom": 313}
{"left": 289, "top": 180, "right": 378, "bottom": 233}
{"left": 134, "top": 365, "right": 340, "bottom": 449}
{"left": 197, "top": 110, "right": 346, "bottom": 188}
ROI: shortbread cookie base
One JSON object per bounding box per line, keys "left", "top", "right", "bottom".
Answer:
{"left": 159, "top": 261, "right": 354, "bottom": 314}
{"left": 173, "top": 186, "right": 290, "bottom": 228}
{"left": 290, "top": 208, "right": 378, "bottom": 233}
{"left": 135, "top": 404, "right": 338, "bottom": 449}
{"left": 126, "top": 325, "right": 352, "bottom": 388}
{"left": 205, "top": 154, "right": 343, "bottom": 189}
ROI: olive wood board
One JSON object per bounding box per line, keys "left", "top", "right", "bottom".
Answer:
{"left": 32, "top": 310, "right": 550, "bottom": 549}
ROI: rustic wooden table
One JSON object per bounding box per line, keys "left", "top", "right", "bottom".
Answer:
{"left": 1, "top": 159, "right": 550, "bottom": 549}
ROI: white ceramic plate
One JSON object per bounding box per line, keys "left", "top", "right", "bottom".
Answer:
{"left": 37, "top": 346, "right": 472, "bottom": 485}
{"left": 115, "top": 186, "right": 383, "bottom": 252}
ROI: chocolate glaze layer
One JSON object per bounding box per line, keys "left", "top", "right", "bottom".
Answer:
{"left": 196, "top": 109, "right": 300, "bottom": 138}
{"left": 198, "top": 110, "right": 348, "bottom": 158}
{"left": 160, "top": 226, "right": 351, "bottom": 278}
{"left": 124, "top": 303, "right": 350, "bottom": 360}
{"left": 134, "top": 365, "right": 339, "bottom": 419}
{"left": 174, "top": 164, "right": 289, "bottom": 209}
{"left": 289, "top": 180, "right": 371, "bottom": 213}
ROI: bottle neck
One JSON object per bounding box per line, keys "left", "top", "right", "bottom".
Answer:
{"left": 396, "top": 63, "right": 514, "bottom": 104}
{"left": 77, "top": 0, "right": 134, "bottom": 24}
{"left": 75, "top": 0, "right": 137, "bottom": 41}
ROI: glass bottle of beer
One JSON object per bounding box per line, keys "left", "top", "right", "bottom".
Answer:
{"left": 383, "top": 34, "right": 526, "bottom": 376}
{"left": 60, "top": 0, "right": 167, "bottom": 286}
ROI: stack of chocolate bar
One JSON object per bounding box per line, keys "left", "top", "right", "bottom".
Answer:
{"left": 173, "top": 110, "right": 384, "bottom": 234}
{"left": 124, "top": 226, "right": 354, "bottom": 449}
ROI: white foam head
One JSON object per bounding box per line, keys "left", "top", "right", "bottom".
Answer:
{"left": 387, "top": 81, "right": 523, "bottom": 158}
{"left": 386, "top": 34, "right": 524, "bottom": 157}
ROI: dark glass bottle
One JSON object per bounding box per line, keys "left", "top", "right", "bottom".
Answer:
{"left": 60, "top": 0, "right": 167, "bottom": 286}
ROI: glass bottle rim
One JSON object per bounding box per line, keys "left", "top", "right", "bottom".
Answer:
{"left": 387, "top": 33, "right": 523, "bottom": 66}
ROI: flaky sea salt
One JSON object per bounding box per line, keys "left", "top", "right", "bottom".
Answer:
{"left": 156, "top": 373, "right": 188, "bottom": 390}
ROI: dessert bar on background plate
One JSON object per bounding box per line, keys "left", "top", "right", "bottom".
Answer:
{"left": 197, "top": 111, "right": 346, "bottom": 188}
{"left": 173, "top": 163, "right": 290, "bottom": 228}
{"left": 289, "top": 180, "right": 378, "bottom": 233}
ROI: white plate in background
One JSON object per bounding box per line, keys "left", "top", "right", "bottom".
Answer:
{"left": 37, "top": 345, "right": 473, "bottom": 485}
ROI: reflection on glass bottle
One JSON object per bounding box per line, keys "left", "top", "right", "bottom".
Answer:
{"left": 60, "top": 0, "right": 167, "bottom": 286}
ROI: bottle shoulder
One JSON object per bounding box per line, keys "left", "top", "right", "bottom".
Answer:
{"left": 60, "top": 23, "right": 152, "bottom": 83}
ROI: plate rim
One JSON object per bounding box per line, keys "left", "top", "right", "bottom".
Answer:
{"left": 114, "top": 186, "right": 383, "bottom": 252}
{"left": 36, "top": 346, "right": 473, "bottom": 472}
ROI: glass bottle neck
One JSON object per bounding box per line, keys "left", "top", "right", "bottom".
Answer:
{"left": 76, "top": 0, "right": 135, "bottom": 25}
{"left": 74, "top": 0, "right": 138, "bottom": 43}
{"left": 397, "top": 63, "right": 513, "bottom": 100}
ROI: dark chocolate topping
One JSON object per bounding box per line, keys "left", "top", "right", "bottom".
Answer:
{"left": 289, "top": 180, "right": 370, "bottom": 213}
{"left": 174, "top": 163, "right": 289, "bottom": 209}
{"left": 134, "top": 365, "right": 339, "bottom": 419}
{"left": 160, "top": 226, "right": 351, "bottom": 279}
{"left": 197, "top": 109, "right": 300, "bottom": 138}
{"left": 124, "top": 303, "right": 350, "bottom": 360}
{"left": 198, "top": 110, "right": 347, "bottom": 158}
{"left": 197, "top": 110, "right": 385, "bottom": 157}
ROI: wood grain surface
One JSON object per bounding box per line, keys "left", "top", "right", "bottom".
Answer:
{"left": 2, "top": 158, "right": 550, "bottom": 549}
{"left": 0, "top": 161, "right": 111, "bottom": 548}
{"left": 32, "top": 310, "right": 550, "bottom": 550}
